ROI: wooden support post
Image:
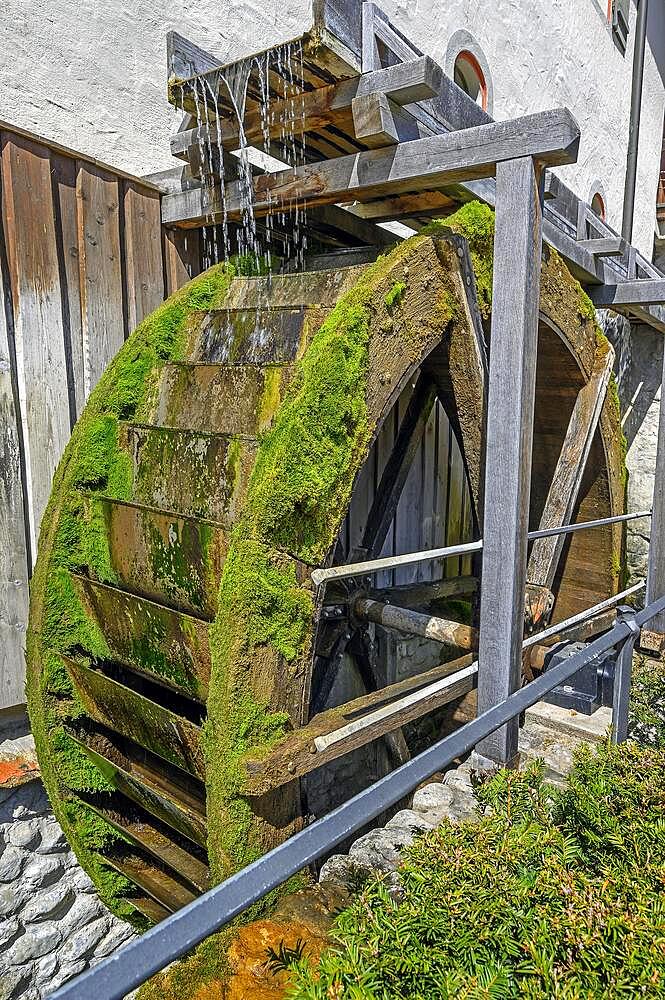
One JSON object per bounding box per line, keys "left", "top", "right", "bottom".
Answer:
{"left": 645, "top": 344, "right": 665, "bottom": 644}
{"left": 525, "top": 343, "right": 614, "bottom": 624}
{"left": 476, "top": 156, "right": 544, "bottom": 766}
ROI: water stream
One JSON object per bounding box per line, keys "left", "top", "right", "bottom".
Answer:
{"left": 177, "top": 41, "right": 308, "bottom": 284}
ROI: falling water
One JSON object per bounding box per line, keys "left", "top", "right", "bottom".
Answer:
{"left": 180, "top": 41, "right": 309, "bottom": 353}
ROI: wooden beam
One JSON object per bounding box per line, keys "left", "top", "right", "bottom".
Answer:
{"left": 576, "top": 237, "right": 626, "bottom": 258}
{"left": 352, "top": 92, "right": 402, "bottom": 148}
{"left": 167, "top": 30, "right": 222, "bottom": 81}
{"left": 476, "top": 156, "right": 544, "bottom": 766}
{"left": 368, "top": 575, "right": 478, "bottom": 610}
{"left": 588, "top": 279, "right": 665, "bottom": 308}
{"left": 161, "top": 109, "right": 580, "bottom": 228}
{"left": 362, "top": 373, "right": 437, "bottom": 555}
{"left": 526, "top": 343, "right": 614, "bottom": 596}
{"left": 244, "top": 654, "right": 476, "bottom": 794}
{"left": 170, "top": 56, "right": 439, "bottom": 159}
{"left": 354, "top": 598, "right": 477, "bottom": 650}
{"left": 646, "top": 343, "right": 665, "bottom": 634}
{"left": 307, "top": 204, "right": 397, "bottom": 247}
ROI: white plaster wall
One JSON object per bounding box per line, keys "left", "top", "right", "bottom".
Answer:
{"left": 1, "top": 1, "right": 664, "bottom": 255}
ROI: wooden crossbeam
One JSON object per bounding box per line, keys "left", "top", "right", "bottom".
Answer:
{"left": 162, "top": 109, "right": 580, "bottom": 228}
{"left": 576, "top": 237, "right": 626, "bottom": 258}
{"left": 170, "top": 56, "right": 439, "bottom": 159}
{"left": 588, "top": 279, "right": 665, "bottom": 308}
{"left": 527, "top": 343, "right": 614, "bottom": 596}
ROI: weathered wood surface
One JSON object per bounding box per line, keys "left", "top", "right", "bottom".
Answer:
{"left": 1, "top": 134, "right": 72, "bottom": 540}
{"left": 354, "top": 598, "right": 476, "bottom": 650}
{"left": 245, "top": 653, "right": 477, "bottom": 794}
{"left": 76, "top": 164, "right": 126, "bottom": 392}
{"left": 124, "top": 183, "right": 164, "bottom": 329}
{"left": 0, "top": 124, "right": 169, "bottom": 708}
{"left": 589, "top": 279, "right": 665, "bottom": 307}
{"left": 646, "top": 344, "right": 665, "bottom": 634}
{"left": 171, "top": 56, "right": 437, "bottom": 160}
{"left": 527, "top": 344, "right": 614, "bottom": 594}
{"left": 362, "top": 375, "right": 437, "bottom": 557}
{"left": 163, "top": 228, "right": 201, "bottom": 296}
{"left": 0, "top": 189, "right": 30, "bottom": 710}
{"left": 476, "top": 157, "right": 544, "bottom": 765}
{"left": 162, "top": 109, "right": 581, "bottom": 227}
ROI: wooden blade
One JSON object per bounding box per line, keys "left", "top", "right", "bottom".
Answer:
{"left": 361, "top": 372, "right": 437, "bottom": 557}
{"left": 527, "top": 343, "right": 614, "bottom": 594}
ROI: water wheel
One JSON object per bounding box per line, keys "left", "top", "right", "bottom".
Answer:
{"left": 26, "top": 205, "right": 625, "bottom": 925}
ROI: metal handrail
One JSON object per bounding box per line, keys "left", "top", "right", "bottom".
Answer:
{"left": 50, "top": 591, "right": 665, "bottom": 1000}
{"left": 311, "top": 510, "right": 652, "bottom": 585}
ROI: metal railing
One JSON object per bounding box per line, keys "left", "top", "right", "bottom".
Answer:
{"left": 50, "top": 585, "right": 665, "bottom": 1000}
{"left": 311, "top": 510, "right": 651, "bottom": 584}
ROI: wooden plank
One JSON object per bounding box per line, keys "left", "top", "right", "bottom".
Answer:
{"left": 123, "top": 183, "right": 164, "bottom": 330}
{"left": 527, "top": 345, "right": 614, "bottom": 593}
{"left": 64, "top": 656, "right": 205, "bottom": 779}
{"left": 51, "top": 152, "right": 85, "bottom": 423}
{"left": 76, "top": 163, "right": 125, "bottom": 393}
{"left": 1, "top": 133, "right": 72, "bottom": 539}
{"left": 170, "top": 57, "right": 438, "bottom": 158}
{"left": 167, "top": 30, "right": 222, "bottom": 82}
{"left": 368, "top": 575, "right": 478, "bottom": 610}
{"left": 576, "top": 237, "right": 626, "bottom": 258}
{"left": 161, "top": 109, "right": 581, "bottom": 227}
{"left": 394, "top": 380, "right": 421, "bottom": 587}
{"left": 362, "top": 373, "right": 436, "bottom": 557}
{"left": 244, "top": 653, "right": 476, "bottom": 794}
{"left": 351, "top": 92, "right": 414, "bottom": 148}
{"left": 646, "top": 344, "right": 665, "bottom": 634}
{"left": 432, "top": 403, "right": 451, "bottom": 581}
{"left": 163, "top": 228, "right": 201, "bottom": 296}
{"left": 418, "top": 401, "right": 437, "bottom": 583}
{"left": 588, "top": 279, "right": 665, "bottom": 308}
{"left": 476, "top": 156, "right": 544, "bottom": 766}
{"left": 445, "top": 430, "right": 464, "bottom": 579}
{"left": 0, "top": 178, "right": 30, "bottom": 709}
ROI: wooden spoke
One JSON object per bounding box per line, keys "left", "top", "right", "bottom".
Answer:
{"left": 526, "top": 343, "right": 614, "bottom": 612}
{"left": 361, "top": 372, "right": 437, "bottom": 557}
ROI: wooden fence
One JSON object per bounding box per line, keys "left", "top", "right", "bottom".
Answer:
{"left": 0, "top": 123, "right": 200, "bottom": 710}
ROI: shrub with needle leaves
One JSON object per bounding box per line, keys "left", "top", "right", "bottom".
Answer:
{"left": 287, "top": 742, "right": 665, "bottom": 999}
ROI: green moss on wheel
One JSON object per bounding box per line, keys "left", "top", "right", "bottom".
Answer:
{"left": 27, "top": 264, "right": 236, "bottom": 921}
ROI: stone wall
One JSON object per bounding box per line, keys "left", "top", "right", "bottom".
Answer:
{"left": 0, "top": 778, "right": 135, "bottom": 1000}
{"left": 600, "top": 310, "right": 662, "bottom": 584}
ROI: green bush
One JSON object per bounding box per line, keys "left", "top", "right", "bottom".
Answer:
{"left": 629, "top": 654, "right": 665, "bottom": 749}
{"left": 287, "top": 742, "right": 665, "bottom": 999}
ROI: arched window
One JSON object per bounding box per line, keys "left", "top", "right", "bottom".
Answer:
{"left": 591, "top": 191, "right": 606, "bottom": 221}
{"left": 453, "top": 50, "right": 488, "bottom": 110}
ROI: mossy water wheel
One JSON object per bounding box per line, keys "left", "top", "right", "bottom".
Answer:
{"left": 26, "top": 205, "right": 625, "bottom": 924}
